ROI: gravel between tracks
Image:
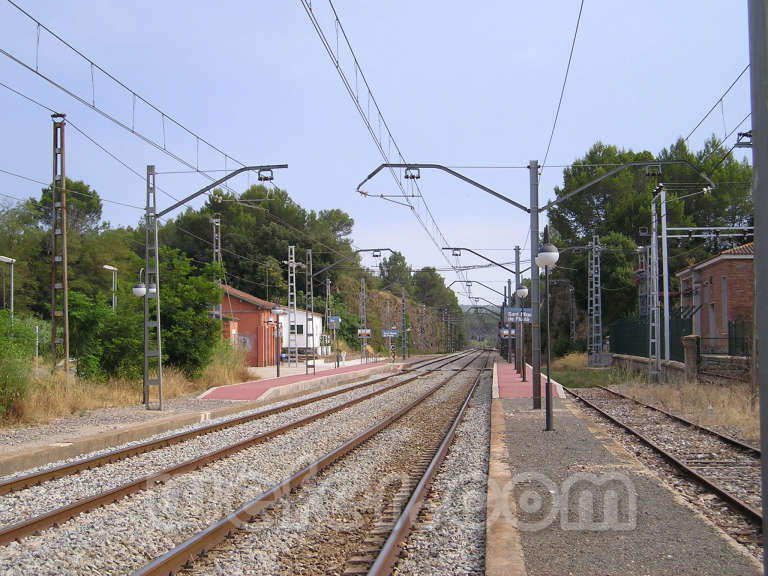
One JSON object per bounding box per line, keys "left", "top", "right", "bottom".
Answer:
{"left": 395, "top": 376, "right": 491, "bottom": 575}
{"left": 0, "top": 365, "right": 462, "bottom": 575}
{"left": 0, "top": 369, "right": 419, "bottom": 487}
{"left": 0, "top": 369, "right": 441, "bottom": 529}
{"left": 575, "top": 387, "right": 761, "bottom": 512}
{"left": 181, "top": 361, "right": 485, "bottom": 575}
{"left": 570, "top": 390, "right": 763, "bottom": 559}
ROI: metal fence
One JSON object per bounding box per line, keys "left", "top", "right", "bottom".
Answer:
{"left": 701, "top": 320, "right": 751, "bottom": 356}
{"left": 610, "top": 314, "right": 692, "bottom": 363}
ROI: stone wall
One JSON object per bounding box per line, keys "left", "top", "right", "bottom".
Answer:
{"left": 698, "top": 354, "right": 751, "bottom": 381}
{"left": 611, "top": 353, "right": 686, "bottom": 383}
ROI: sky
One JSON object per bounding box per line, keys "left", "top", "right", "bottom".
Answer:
{"left": 0, "top": 1, "right": 752, "bottom": 307}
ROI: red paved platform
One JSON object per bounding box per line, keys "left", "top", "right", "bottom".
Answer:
{"left": 495, "top": 361, "right": 565, "bottom": 399}
{"left": 202, "top": 363, "right": 388, "bottom": 401}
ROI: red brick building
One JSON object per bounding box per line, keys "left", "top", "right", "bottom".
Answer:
{"left": 220, "top": 285, "right": 279, "bottom": 367}
{"left": 676, "top": 242, "right": 754, "bottom": 353}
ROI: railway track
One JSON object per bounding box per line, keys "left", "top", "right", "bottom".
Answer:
{"left": 130, "top": 351, "right": 490, "bottom": 576}
{"left": 0, "top": 351, "right": 467, "bottom": 494}
{"left": 0, "top": 351, "right": 474, "bottom": 547}
{"left": 566, "top": 385, "right": 762, "bottom": 526}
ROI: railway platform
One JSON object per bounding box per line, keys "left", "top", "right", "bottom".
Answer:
{"left": 0, "top": 359, "right": 402, "bottom": 478}
{"left": 201, "top": 358, "right": 397, "bottom": 401}
{"left": 486, "top": 360, "right": 760, "bottom": 576}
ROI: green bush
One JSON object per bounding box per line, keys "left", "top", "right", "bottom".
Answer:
{"left": 0, "top": 339, "right": 30, "bottom": 415}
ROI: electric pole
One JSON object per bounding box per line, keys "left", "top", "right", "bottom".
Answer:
{"left": 529, "top": 160, "right": 542, "bottom": 409}
{"left": 747, "top": 1, "right": 767, "bottom": 563}
{"left": 51, "top": 114, "right": 70, "bottom": 377}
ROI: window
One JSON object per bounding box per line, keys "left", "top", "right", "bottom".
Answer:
{"left": 721, "top": 276, "right": 728, "bottom": 333}
{"left": 297, "top": 325, "right": 304, "bottom": 335}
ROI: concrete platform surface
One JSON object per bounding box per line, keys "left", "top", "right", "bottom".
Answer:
{"left": 493, "top": 361, "right": 565, "bottom": 399}
{"left": 202, "top": 360, "right": 396, "bottom": 400}
{"left": 1, "top": 361, "right": 401, "bottom": 477}
{"left": 487, "top": 396, "right": 760, "bottom": 575}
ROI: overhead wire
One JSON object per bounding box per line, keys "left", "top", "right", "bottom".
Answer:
{"left": 698, "top": 111, "right": 752, "bottom": 166}
{"left": 540, "top": 0, "right": 585, "bottom": 173}
{"left": 1, "top": 1, "right": 254, "bottom": 198}
{"left": 300, "top": 0, "right": 472, "bottom": 301}
{"left": 684, "top": 64, "right": 750, "bottom": 143}
{"left": 0, "top": 82, "right": 312, "bottom": 275}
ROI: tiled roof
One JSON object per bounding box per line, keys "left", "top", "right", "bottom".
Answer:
{"left": 676, "top": 241, "right": 753, "bottom": 277}
{"left": 223, "top": 285, "right": 276, "bottom": 309}
{"left": 720, "top": 241, "right": 754, "bottom": 256}
{"left": 222, "top": 285, "right": 322, "bottom": 317}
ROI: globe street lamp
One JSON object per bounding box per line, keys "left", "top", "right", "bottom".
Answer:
{"left": 534, "top": 227, "right": 559, "bottom": 431}
{"left": 132, "top": 268, "right": 147, "bottom": 298}
{"left": 0, "top": 256, "right": 15, "bottom": 334}
{"left": 515, "top": 285, "right": 528, "bottom": 381}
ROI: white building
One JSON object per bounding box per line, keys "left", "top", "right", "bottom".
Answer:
{"left": 280, "top": 309, "right": 324, "bottom": 354}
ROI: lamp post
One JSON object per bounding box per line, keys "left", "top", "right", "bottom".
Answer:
{"left": 535, "top": 227, "right": 559, "bottom": 431}
{"left": 271, "top": 307, "right": 285, "bottom": 377}
{"left": 102, "top": 264, "right": 118, "bottom": 312}
{"left": 0, "top": 256, "right": 15, "bottom": 333}
{"left": 515, "top": 285, "right": 529, "bottom": 381}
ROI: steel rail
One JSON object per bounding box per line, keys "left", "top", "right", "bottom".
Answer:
{"left": 566, "top": 387, "right": 763, "bottom": 525}
{"left": 366, "top": 354, "right": 488, "bottom": 575}
{"left": 596, "top": 386, "right": 760, "bottom": 456}
{"left": 130, "top": 351, "right": 488, "bottom": 576}
{"left": 0, "top": 350, "right": 470, "bottom": 495}
{"left": 0, "top": 351, "right": 475, "bottom": 546}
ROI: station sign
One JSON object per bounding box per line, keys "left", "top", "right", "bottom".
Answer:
{"left": 504, "top": 307, "right": 532, "bottom": 323}
{"left": 357, "top": 328, "right": 372, "bottom": 338}
{"left": 328, "top": 315, "right": 341, "bottom": 330}
{"left": 382, "top": 329, "right": 399, "bottom": 338}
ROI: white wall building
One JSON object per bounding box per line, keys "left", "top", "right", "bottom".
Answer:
{"left": 280, "top": 309, "right": 324, "bottom": 354}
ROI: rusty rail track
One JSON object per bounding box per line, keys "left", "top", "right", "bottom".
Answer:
{"left": 361, "top": 353, "right": 488, "bottom": 576}
{"left": 596, "top": 385, "right": 760, "bottom": 455}
{"left": 0, "top": 350, "right": 470, "bottom": 496}
{"left": 566, "top": 386, "right": 762, "bottom": 526}
{"left": 130, "top": 351, "right": 488, "bottom": 576}
{"left": 0, "top": 351, "right": 476, "bottom": 546}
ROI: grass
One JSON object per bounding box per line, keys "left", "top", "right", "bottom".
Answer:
{"left": 548, "top": 352, "right": 634, "bottom": 388}
{"left": 615, "top": 379, "right": 760, "bottom": 444}
{"left": 549, "top": 352, "right": 760, "bottom": 444}
{"left": 2, "top": 344, "right": 250, "bottom": 426}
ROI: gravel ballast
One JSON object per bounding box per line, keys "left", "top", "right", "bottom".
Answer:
{"left": 181, "top": 358, "right": 487, "bottom": 575}
{"left": 395, "top": 376, "right": 491, "bottom": 575}
{"left": 0, "top": 368, "right": 444, "bottom": 529}
{"left": 0, "top": 359, "right": 474, "bottom": 575}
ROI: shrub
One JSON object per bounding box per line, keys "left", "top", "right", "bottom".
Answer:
{"left": 0, "top": 340, "right": 30, "bottom": 416}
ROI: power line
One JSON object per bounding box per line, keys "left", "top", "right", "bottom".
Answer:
{"left": 684, "top": 64, "right": 750, "bottom": 143}
{"left": 698, "top": 111, "right": 751, "bottom": 165}
{"left": 0, "top": 80, "right": 181, "bottom": 203}
{"left": 541, "top": 0, "right": 586, "bottom": 171}
{"left": 300, "top": 0, "right": 472, "bottom": 301}
{"left": 0, "top": 167, "right": 145, "bottom": 210}
{"left": 0, "top": 190, "right": 25, "bottom": 202}
{"left": 0, "top": 1, "right": 259, "bottom": 197}
{"left": 0, "top": 86, "right": 302, "bottom": 272}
